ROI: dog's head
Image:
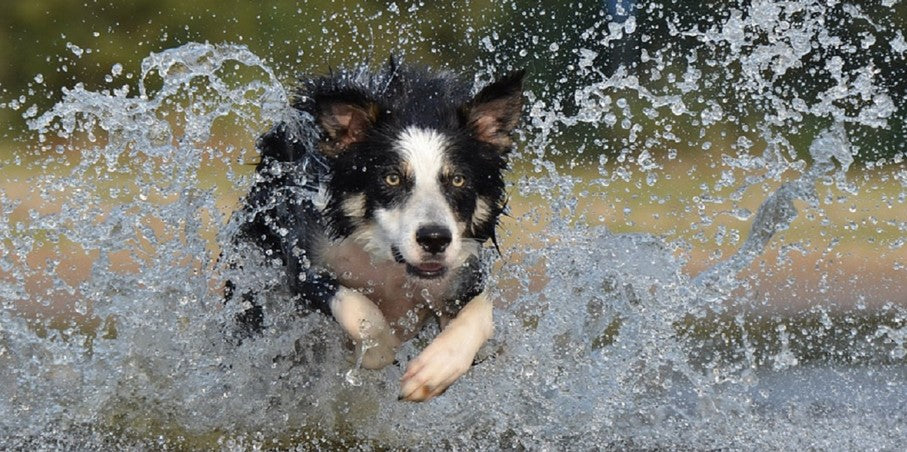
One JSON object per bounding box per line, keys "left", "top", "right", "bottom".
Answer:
{"left": 304, "top": 62, "right": 524, "bottom": 279}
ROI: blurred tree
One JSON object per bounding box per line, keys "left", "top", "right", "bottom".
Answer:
{"left": 1, "top": 0, "right": 904, "bottom": 161}
{"left": 0, "top": 0, "right": 593, "bottom": 143}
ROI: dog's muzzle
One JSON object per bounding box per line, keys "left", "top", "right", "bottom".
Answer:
{"left": 391, "top": 245, "right": 448, "bottom": 279}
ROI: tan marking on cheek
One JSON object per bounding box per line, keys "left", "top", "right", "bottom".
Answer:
{"left": 471, "top": 198, "right": 492, "bottom": 226}
{"left": 342, "top": 194, "right": 366, "bottom": 218}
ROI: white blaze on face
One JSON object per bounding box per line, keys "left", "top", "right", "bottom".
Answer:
{"left": 373, "top": 126, "right": 462, "bottom": 266}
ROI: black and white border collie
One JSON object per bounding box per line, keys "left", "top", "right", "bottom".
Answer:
{"left": 227, "top": 58, "right": 524, "bottom": 402}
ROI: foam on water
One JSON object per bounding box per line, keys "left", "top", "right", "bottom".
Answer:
{"left": 1, "top": 1, "right": 906, "bottom": 449}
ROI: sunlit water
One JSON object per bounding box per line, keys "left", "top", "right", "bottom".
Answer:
{"left": 2, "top": 1, "right": 906, "bottom": 449}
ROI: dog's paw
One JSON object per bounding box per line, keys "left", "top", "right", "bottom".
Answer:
{"left": 344, "top": 328, "right": 400, "bottom": 370}
{"left": 399, "top": 335, "right": 473, "bottom": 402}
{"left": 358, "top": 340, "right": 398, "bottom": 370}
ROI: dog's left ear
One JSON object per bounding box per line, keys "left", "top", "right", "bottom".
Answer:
{"left": 460, "top": 69, "right": 525, "bottom": 149}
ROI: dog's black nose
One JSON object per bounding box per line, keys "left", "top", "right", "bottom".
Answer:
{"left": 416, "top": 225, "right": 452, "bottom": 254}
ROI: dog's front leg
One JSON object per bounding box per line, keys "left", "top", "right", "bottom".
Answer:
{"left": 399, "top": 291, "right": 493, "bottom": 402}
{"left": 330, "top": 287, "right": 400, "bottom": 369}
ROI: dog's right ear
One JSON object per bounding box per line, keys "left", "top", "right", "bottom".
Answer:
{"left": 313, "top": 96, "right": 380, "bottom": 156}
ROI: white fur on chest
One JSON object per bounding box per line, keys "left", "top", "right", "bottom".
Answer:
{"left": 318, "top": 236, "right": 451, "bottom": 336}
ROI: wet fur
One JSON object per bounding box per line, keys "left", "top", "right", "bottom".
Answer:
{"left": 227, "top": 58, "right": 524, "bottom": 401}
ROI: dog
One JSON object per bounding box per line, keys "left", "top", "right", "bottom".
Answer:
{"left": 225, "top": 57, "right": 524, "bottom": 402}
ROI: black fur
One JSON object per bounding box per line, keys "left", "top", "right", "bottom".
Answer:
{"left": 227, "top": 59, "right": 523, "bottom": 334}
{"left": 310, "top": 66, "right": 516, "bottom": 244}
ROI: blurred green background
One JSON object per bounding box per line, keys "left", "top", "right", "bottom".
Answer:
{"left": 2, "top": 0, "right": 904, "bottom": 161}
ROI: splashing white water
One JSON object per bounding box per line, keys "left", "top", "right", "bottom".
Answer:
{"left": 1, "top": 1, "right": 906, "bottom": 449}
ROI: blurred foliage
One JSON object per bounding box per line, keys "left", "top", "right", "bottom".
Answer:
{"left": 0, "top": 0, "right": 588, "bottom": 139}
{"left": 1, "top": 0, "right": 905, "bottom": 161}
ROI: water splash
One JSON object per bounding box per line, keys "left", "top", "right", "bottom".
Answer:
{"left": 694, "top": 124, "right": 853, "bottom": 290}
{"left": 1, "top": 1, "right": 906, "bottom": 449}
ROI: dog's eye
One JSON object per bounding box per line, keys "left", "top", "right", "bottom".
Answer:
{"left": 385, "top": 173, "right": 401, "bottom": 186}
{"left": 451, "top": 174, "right": 466, "bottom": 187}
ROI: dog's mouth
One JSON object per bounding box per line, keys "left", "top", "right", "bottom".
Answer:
{"left": 391, "top": 246, "right": 448, "bottom": 279}
{"left": 406, "top": 261, "right": 447, "bottom": 279}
